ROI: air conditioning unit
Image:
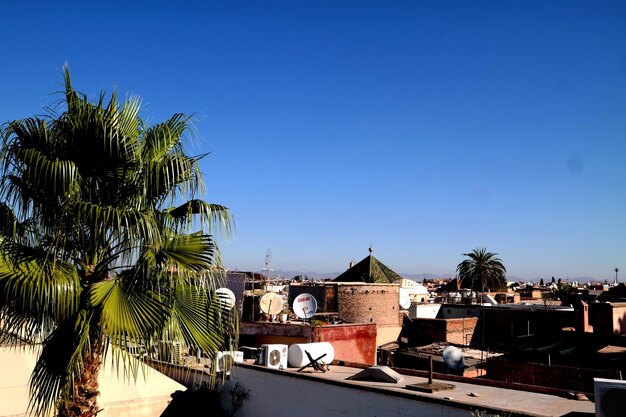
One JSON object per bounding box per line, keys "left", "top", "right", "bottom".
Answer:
{"left": 595, "top": 378, "right": 626, "bottom": 417}
{"left": 258, "top": 344, "right": 288, "bottom": 369}
{"left": 215, "top": 350, "right": 244, "bottom": 373}
{"left": 170, "top": 341, "right": 184, "bottom": 364}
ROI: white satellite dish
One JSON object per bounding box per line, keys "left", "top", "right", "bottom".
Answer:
{"left": 399, "top": 288, "right": 411, "bottom": 309}
{"left": 216, "top": 288, "right": 236, "bottom": 310}
{"left": 260, "top": 292, "right": 284, "bottom": 315}
{"left": 292, "top": 293, "right": 317, "bottom": 319}
{"left": 442, "top": 345, "right": 465, "bottom": 370}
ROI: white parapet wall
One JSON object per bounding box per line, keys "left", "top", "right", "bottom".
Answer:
{"left": 0, "top": 346, "right": 185, "bottom": 417}
{"left": 219, "top": 363, "right": 594, "bottom": 417}
{"left": 222, "top": 365, "right": 480, "bottom": 417}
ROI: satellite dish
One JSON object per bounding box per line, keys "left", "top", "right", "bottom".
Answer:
{"left": 399, "top": 288, "right": 411, "bottom": 309}
{"left": 292, "top": 293, "right": 317, "bottom": 319}
{"left": 443, "top": 345, "right": 465, "bottom": 370}
{"left": 216, "top": 288, "right": 236, "bottom": 310}
{"left": 260, "top": 292, "right": 283, "bottom": 315}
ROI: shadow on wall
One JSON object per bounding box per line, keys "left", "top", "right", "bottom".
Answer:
{"left": 160, "top": 389, "right": 227, "bottom": 417}
{"left": 160, "top": 382, "right": 250, "bottom": 417}
{"left": 618, "top": 312, "right": 626, "bottom": 335}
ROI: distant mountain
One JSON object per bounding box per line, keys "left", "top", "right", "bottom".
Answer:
{"left": 229, "top": 268, "right": 605, "bottom": 284}
{"left": 244, "top": 269, "right": 454, "bottom": 281}
{"left": 401, "top": 272, "right": 454, "bottom": 281}
{"left": 257, "top": 270, "right": 341, "bottom": 280}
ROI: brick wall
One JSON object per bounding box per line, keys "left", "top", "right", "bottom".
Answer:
{"left": 312, "top": 323, "right": 377, "bottom": 365}
{"left": 404, "top": 317, "right": 478, "bottom": 345}
{"left": 337, "top": 283, "right": 402, "bottom": 346}
{"left": 336, "top": 283, "right": 400, "bottom": 326}
{"left": 445, "top": 317, "right": 479, "bottom": 345}
{"left": 485, "top": 357, "right": 622, "bottom": 394}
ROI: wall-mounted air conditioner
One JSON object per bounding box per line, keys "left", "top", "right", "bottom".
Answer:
{"left": 170, "top": 341, "right": 183, "bottom": 364}
{"left": 215, "top": 350, "right": 244, "bottom": 373}
{"left": 258, "top": 344, "right": 288, "bottom": 369}
{"left": 595, "top": 378, "right": 626, "bottom": 417}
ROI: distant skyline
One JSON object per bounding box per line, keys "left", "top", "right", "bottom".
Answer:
{"left": 1, "top": 1, "right": 625, "bottom": 281}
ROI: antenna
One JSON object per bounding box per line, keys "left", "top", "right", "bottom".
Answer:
{"left": 263, "top": 248, "right": 272, "bottom": 284}
{"left": 443, "top": 345, "right": 465, "bottom": 370}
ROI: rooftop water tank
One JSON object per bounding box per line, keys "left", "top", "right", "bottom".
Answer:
{"left": 288, "top": 342, "right": 334, "bottom": 367}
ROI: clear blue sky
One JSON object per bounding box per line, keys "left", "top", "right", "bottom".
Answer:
{"left": 2, "top": 1, "right": 625, "bottom": 281}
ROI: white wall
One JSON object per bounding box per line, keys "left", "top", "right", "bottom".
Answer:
{"left": 221, "top": 366, "right": 474, "bottom": 417}
{"left": 409, "top": 303, "right": 441, "bottom": 319}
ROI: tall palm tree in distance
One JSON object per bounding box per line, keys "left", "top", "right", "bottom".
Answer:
{"left": 0, "top": 64, "right": 235, "bottom": 417}
{"left": 456, "top": 247, "right": 507, "bottom": 293}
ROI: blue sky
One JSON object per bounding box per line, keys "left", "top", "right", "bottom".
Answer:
{"left": 1, "top": 1, "right": 625, "bottom": 281}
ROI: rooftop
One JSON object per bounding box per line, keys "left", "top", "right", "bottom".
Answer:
{"left": 228, "top": 361, "right": 595, "bottom": 417}
{"left": 166, "top": 354, "right": 596, "bottom": 417}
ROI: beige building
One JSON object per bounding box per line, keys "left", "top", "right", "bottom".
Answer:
{"left": 0, "top": 346, "right": 185, "bottom": 417}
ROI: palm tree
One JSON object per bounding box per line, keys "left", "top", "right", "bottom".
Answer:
{"left": 456, "top": 247, "right": 507, "bottom": 293}
{"left": 0, "top": 65, "right": 235, "bottom": 417}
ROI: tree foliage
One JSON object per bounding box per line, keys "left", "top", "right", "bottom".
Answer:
{"left": 0, "top": 65, "right": 235, "bottom": 417}
{"left": 549, "top": 282, "right": 578, "bottom": 306}
{"left": 456, "top": 247, "right": 507, "bottom": 292}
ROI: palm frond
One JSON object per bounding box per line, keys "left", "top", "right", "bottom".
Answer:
{"left": 91, "top": 277, "right": 167, "bottom": 381}
{"left": 28, "top": 309, "right": 92, "bottom": 417}
{"left": 15, "top": 147, "right": 79, "bottom": 199}
{"left": 91, "top": 278, "right": 165, "bottom": 339}
{"left": 0, "top": 242, "right": 81, "bottom": 331}
{"left": 163, "top": 284, "right": 233, "bottom": 355}
{"left": 165, "top": 200, "right": 234, "bottom": 237}
{"left": 69, "top": 200, "right": 160, "bottom": 247}
{"left": 456, "top": 247, "right": 507, "bottom": 292}
{"left": 0, "top": 202, "right": 20, "bottom": 238}
{"left": 151, "top": 232, "right": 217, "bottom": 273}
{"left": 4, "top": 118, "right": 55, "bottom": 153}
{"left": 141, "top": 113, "right": 189, "bottom": 162}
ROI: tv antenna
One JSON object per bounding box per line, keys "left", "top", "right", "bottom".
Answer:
{"left": 263, "top": 248, "right": 272, "bottom": 283}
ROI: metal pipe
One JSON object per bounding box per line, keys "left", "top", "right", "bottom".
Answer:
{"left": 428, "top": 355, "right": 433, "bottom": 384}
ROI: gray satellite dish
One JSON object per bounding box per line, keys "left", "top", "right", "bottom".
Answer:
{"left": 442, "top": 346, "right": 465, "bottom": 370}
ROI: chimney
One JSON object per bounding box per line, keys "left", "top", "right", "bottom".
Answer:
{"left": 576, "top": 300, "right": 593, "bottom": 333}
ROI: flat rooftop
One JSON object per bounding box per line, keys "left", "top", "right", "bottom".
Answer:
{"left": 240, "top": 362, "right": 595, "bottom": 417}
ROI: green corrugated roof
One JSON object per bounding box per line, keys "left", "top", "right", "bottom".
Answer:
{"left": 333, "top": 255, "right": 403, "bottom": 284}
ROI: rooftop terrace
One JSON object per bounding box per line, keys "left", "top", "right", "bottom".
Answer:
{"left": 158, "top": 355, "right": 596, "bottom": 417}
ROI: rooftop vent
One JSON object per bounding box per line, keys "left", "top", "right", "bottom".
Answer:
{"left": 346, "top": 366, "right": 404, "bottom": 384}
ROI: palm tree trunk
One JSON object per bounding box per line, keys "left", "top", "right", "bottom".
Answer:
{"left": 60, "top": 331, "right": 103, "bottom": 417}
